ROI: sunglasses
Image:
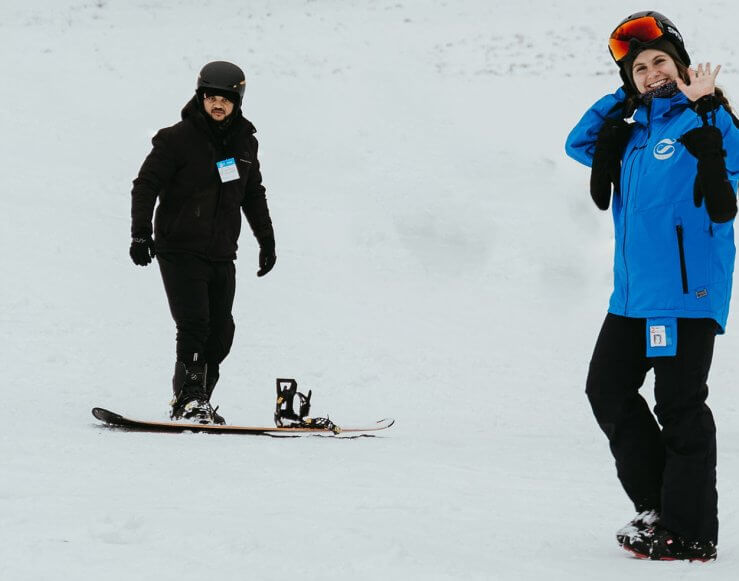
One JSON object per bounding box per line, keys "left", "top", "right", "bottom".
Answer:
{"left": 608, "top": 16, "right": 664, "bottom": 62}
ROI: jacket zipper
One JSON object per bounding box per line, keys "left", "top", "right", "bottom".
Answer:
{"left": 620, "top": 112, "right": 653, "bottom": 313}
{"left": 207, "top": 147, "right": 225, "bottom": 259}
{"left": 676, "top": 224, "right": 689, "bottom": 294}
{"left": 207, "top": 185, "right": 223, "bottom": 259}
{"left": 621, "top": 140, "right": 645, "bottom": 312}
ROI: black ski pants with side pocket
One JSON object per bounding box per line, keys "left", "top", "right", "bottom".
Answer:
{"left": 157, "top": 252, "right": 236, "bottom": 374}
{"left": 586, "top": 313, "right": 718, "bottom": 543}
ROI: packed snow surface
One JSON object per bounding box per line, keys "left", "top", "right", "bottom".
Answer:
{"left": 2, "top": 1, "right": 739, "bottom": 579}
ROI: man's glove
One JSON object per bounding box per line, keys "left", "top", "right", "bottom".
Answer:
{"left": 130, "top": 236, "right": 156, "bottom": 266}
{"left": 257, "top": 236, "right": 276, "bottom": 277}
{"left": 590, "top": 118, "right": 632, "bottom": 211}
{"left": 679, "top": 126, "right": 737, "bottom": 223}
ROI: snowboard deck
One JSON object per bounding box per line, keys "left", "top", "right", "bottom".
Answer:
{"left": 92, "top": 407, "right": 394, "bottom": 436}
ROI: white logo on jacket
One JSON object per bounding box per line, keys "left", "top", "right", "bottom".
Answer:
{"left": 654, "top": 139, "right": 677, "bottom": 160}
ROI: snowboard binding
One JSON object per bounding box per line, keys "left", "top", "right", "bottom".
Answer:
{"left": 274, "top": 378, "right": 339, "bottom": 433}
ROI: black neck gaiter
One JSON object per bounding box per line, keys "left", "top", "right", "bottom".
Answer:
{"left": 200, "top": 104, "right": 243, "bottom": 148}
{"left": 205, "top": 110, "right": 236, "bottom": 135}
{"left": 640, "top": 80, "right": 680, "bottom": 105}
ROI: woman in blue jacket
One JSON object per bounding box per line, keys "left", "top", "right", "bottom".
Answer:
{"left": 565, "top": 11, "right": 739, "bottom": 561}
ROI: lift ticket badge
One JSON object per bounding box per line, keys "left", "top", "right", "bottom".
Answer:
{"left": 646, "top": 317, "right": 677, "bottom": 357}
{"left": 217, "top": 158, "right": 240, "bottom": 183}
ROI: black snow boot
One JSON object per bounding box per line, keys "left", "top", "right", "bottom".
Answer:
{"left": 170, "top": 362, "right": 224, "bottom": 425}
{"left": 204, "top": 364, "right": 225, "bottom": 425}
{"left": 623, "top": 524, "right": 717, "bottom": 561}
{"left": 616, "top": 509, "right": 659, "bottom": 547}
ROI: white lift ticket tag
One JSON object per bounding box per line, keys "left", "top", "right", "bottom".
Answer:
{"left": 650, "top": 325, "right": 667, "bottom": 347}
{"left": 217, "top": 158, "right": 240, "bottom": 183}
{"left": 646, "top": 317, "right": 677, "bottom": 357}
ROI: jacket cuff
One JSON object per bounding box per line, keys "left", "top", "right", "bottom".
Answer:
{"left": 257, "top": 235, "right": 275, "bottom": 251}
{"left": 692, "top": 95, "right": 721, "bottom": 125}
{"left": 131, "top": 224, "right": 153, "bottom": 238}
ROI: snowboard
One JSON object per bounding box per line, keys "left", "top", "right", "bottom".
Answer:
{"left": 92, "top": 407, "right": 394, "bottom": 436}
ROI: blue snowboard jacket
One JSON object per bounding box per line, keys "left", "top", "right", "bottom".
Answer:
{"left": 566, "top": 88, "right": 739, "bottom": 331}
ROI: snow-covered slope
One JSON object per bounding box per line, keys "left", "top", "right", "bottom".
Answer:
{"left": 2, "top": 1, "right": 739, "bottom": 578}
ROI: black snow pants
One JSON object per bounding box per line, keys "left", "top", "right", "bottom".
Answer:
{"left": 586, "top": 313, "right": 718, "bottom": 543}
{"left": 157, "top": 252, "right": 236, "bottom": 376}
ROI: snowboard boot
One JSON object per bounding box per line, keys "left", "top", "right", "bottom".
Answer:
{"left": 616, "top": 509, "right": 659, "bottom": 547}
{"left": 204, "top": 364, "right": 226, "bottom": 425}
{"left": 170, "top": 362, "right": 223, "bottom": 425}
{"left": 623, "top": 524, "right": 717, "bottom": 561}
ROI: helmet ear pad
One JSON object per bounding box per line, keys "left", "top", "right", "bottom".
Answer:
{"left": 619, "top": 67, "right": 637, "bottom": 96}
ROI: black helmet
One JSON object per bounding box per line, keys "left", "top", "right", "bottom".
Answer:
{"left": 197, "top": 61, "right": 246, "bottom": 104}
{"left": 609, "top": 11, "right": 690, "bottom": 67}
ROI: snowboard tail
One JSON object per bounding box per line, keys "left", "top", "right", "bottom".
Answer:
{"left": 92, "top": 407, "right": 394, "bottom": 435}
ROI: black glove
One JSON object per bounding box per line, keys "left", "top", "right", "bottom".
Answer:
{"left": 130, "top": 236, "right": 156, "bottom": 266}
{"left": 257, "top": 236, "right": 276, "bottom": 277}
{"left": 679, "top": 125, "right": 737, "bottom": 223}
{"left": 590, "top": 118, "right": 632, "bottom": 210}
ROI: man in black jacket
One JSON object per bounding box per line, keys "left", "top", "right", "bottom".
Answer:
{"left": 130, "top": 61, "right": 275, "bottom": 424}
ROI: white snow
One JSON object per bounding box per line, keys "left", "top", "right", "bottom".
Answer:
{"left": 2, "top": 0, "right": 739, "bottom": 579}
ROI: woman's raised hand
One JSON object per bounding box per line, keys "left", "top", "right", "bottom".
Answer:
{"left": 676, "top": 62, "right": 721, "bottom": 101}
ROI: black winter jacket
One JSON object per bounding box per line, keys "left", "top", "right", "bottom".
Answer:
{"left": 131, "top": 97, "right": 274, "bottom": 260}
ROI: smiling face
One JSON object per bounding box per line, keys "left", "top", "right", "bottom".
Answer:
{"left": 630, "top": 49, "right": 679, "bottom": 94}
{"left": 202, "top": 95, "right": 235, "bottom": 121}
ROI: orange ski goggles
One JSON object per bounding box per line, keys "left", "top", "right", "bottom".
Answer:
{"left": 608, "top": 15, "right": 664, "bottom": 62}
